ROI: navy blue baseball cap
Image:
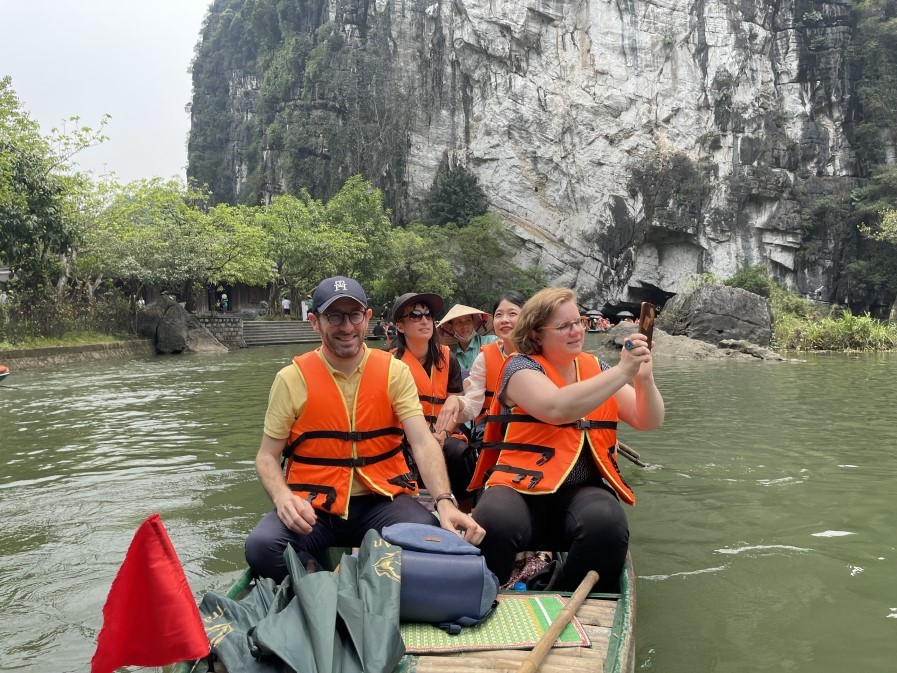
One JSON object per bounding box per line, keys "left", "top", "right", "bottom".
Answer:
{"left": 310, "top": 276, "right": 369, "bottom": 313}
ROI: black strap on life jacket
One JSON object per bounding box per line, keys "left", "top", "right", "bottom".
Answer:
{"left": 479, "top": 441, "right": 555, "bottom": 465}
{"left": 288, "top": 443, "right": 404, "bottom": 468}
{"left": 419, "top": 394, "right": 447, "bottom": 406}
{"left": 290, "top": 484, "right": 338, "bottom": 510}
{"left": 488, "top": 464, "right": 544, "bottom": 490}
{"left": 572, "top": 419, "right": 618, "bottom": 430}
{"left": 283, "top": 427, "right": 403, "bottom": 460}
{"left": 484, "top": 413, "right": 617, "bottom": 430}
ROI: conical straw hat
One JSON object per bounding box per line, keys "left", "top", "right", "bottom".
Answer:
{"left": 436, "top": 304, "right": 493, "bottom": 341}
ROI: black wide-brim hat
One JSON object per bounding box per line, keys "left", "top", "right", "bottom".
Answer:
{"left": 391, "top": 292, "right": 444, "bottom": 323}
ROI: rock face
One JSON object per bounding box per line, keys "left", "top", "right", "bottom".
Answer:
{"left": 137, "top": 297, "right": 228, "bottom": 355}
{"left": 190, "top": 0, "right": 862, "bottom": 307}
{"left": 658, "top": 284, "right": 772, "bottom": 346}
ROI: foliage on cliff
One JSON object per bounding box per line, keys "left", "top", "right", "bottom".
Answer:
{"left": 188, "top": 0, "right": 412, "bottom": 215}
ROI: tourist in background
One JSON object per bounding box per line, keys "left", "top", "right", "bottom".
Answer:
{"left": 437, "top": 304, "right": 499, "bottom": 375}
{"left": 443, "top": 291, "right": 527, "bottom": 442}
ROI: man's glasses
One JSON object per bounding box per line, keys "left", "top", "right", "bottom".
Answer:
{"left": 539, "top": 317, "right": 589, "bottom": 334}
{"left": 322, "top": 310, "right": 366, "bottom": 326}
{"left": 401, "top": 309, "right": 432, "bottom": 322}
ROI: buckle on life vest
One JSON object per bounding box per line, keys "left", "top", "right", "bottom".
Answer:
{"left": 387, "top": 472, "right": 418, "bottom": 492}
{"left": 489, "top": 465, "right": 543, "bottom": 490}
{"left": 290, "top": 484, "right": 337, "bottom": 510}
{"left": 574, "top": 419, "right": 618, "bottom": 430}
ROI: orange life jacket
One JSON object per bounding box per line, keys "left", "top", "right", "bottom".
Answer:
{"left": 476, "top": 342, "right": 509, "bottom": 426}
{"left": 282, "top": 348, "right": 414, "bottom": 517}
{"left": 468, "top": 353, "right": 635, "bottom": 505}
{"left": 396, "top": 344, "right": 452, "bottom": 426}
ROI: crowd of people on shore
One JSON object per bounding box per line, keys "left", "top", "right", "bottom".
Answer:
{"left": 244, "top": 275, "right": 664, "bottom": 595}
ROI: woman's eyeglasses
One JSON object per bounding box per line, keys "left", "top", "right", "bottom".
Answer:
{"left": 401, "top": 309, "right": 432, "bottom": 322}
{"left": 322, "top": 310, "right": 366, "bottom": 326}
{"left": 539, "top": 317, "right": 589, "bottom": 334}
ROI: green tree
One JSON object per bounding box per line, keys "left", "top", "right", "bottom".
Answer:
{"left": 431, "top": 214, "right": 546, "bottom": 309}
{"left": 1, "top": 78, "right": 71, "bottom": 299}
{"left": 257, "top": 191, "right": 350, "bottom": 311}
{"left": 861, "top": 206, "right": 897, "bottom": 320}
{"left": 1, "top": 77, "right": 109, "bottom": 302}
{"left": 423, "top": 162, "right": 489, "bottom": 227}
{"left": 77, "top": 178, "right": 272, "bottom": 310}
{"left": 323, "top": 175, "right": 394, "bottom": 285}
{"left": 371, "top": 223, "right": 455, "bottom": 306}
{"left": 724, "top": 265, "right": 774, "bottom": 298}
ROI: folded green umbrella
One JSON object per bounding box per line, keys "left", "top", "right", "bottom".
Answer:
{"left": 200, "top": 530, "right": 405, "bottom": 673}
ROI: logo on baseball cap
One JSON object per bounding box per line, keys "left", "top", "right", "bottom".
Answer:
{"left": 311, "top": 276, "right": 368, "bottom": 313}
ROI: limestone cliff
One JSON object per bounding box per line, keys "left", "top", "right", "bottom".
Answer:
{"left": 189, "top": 0, "right": 862, "bottom": 307}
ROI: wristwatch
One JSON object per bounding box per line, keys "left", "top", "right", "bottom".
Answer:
{"left": 434, "top": 492, "right": 458, "bottom": 508}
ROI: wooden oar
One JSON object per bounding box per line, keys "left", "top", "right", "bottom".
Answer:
{"left": 617, "top": 442, "right": 646, "bottom": 467}
{"left": 515, "top": 570, "right": 599, "bottom": 673}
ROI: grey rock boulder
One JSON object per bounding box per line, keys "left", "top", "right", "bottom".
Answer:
{"left": 137, "top": 296, "right": 227, "bottom": 355}
{"left": 659, "top": 285, "right": 773, "bottom": 347}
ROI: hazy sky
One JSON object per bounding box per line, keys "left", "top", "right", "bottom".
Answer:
{"left": 0, "top": 0, "right": 212, "bottom": 182}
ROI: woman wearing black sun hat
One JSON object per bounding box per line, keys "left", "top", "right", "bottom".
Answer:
{"left": 389, "top": 292, "right": 479, "bottom": 511}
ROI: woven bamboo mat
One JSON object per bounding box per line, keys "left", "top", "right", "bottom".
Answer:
{"left": 400, "top": 594, "right": 590, "bottom": 654}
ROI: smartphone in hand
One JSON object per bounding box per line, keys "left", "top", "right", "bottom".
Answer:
{"left": 638, "top": 302, "right": 656, "bottom": 350}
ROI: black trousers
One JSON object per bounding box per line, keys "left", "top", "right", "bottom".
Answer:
{"left": 472, "top": 483, "right": 629, "bottom": 593}
{"left": 244, "top": 494, "right": 437, "bottom": 582}
{"left": 406, "top": 436, "right": 477, "bottom": 499}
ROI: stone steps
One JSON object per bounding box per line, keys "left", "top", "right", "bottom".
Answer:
{"left": 242, "top": 320, "right": 320, "bottom": 346}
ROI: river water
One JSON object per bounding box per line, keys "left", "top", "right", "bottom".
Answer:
{"left": 1, "top": 342, "right": 895, "bottom": 672}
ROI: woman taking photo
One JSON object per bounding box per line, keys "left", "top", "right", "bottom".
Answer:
{"left": 470, "top": 287, "right": 664, "bottom": 592}
{"left": 390, "top": 292, "right": 478, "bottom": 509}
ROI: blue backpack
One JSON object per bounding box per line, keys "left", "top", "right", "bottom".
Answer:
{"left": 381, "top": 522, "right": 499, "bottom": 634}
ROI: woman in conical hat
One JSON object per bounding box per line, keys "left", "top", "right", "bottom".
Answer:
{"left": 436, "top": 304, "right": 499, "bottom": 374}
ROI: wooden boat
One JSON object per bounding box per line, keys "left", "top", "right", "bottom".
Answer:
{"left": 175, "top": 555, "right": 635, "bottom": 673}
{"left": 0, "top": 364, "right": 9, "bottom": 383}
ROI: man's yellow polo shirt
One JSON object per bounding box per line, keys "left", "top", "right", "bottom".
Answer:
{"left": 264, "top": 343, "right": 422, "bottom": 439}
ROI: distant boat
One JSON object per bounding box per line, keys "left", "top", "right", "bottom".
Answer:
{"left": 0, "top": 364, "right": 9, "bottom": 383}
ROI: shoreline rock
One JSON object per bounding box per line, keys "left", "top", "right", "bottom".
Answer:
{"left": 592, "top": 324, "right": 791, "bottom": 361}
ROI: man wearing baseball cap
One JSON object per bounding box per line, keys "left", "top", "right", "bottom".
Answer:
{"left": 245, "top": 275, "right": 485, "bottom": 582}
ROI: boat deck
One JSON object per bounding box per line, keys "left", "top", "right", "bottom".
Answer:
{"left": 398, "top": 595, "right": 628, "bottom": 673}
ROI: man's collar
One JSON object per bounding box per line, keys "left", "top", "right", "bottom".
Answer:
{"left": 316, "top": 343, "right": 369, "bottom": 376}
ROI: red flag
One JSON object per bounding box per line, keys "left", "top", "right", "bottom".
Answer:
{"left": 91, "top": 513, "right": 209, "bottom": 673}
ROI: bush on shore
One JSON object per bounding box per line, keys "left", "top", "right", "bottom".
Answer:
{"left": 772, "top": 309, "right": 897, "bottom": 351}
{"left": 722, "top": 268, "right": 897, "bottom": 351}
{"left": 0, "top": 293, "right": 134, "bottom": 348}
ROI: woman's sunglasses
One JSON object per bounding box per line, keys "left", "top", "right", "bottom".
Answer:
{"left": 402, "top": 309, "right": 433, "bottom": 322}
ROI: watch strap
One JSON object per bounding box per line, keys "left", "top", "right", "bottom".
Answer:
{"left": 434, "top": 492, "right": 458, "bottom": 508}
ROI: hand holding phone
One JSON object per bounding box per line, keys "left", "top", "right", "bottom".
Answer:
{"left": 638, "top": 302, "right": 656, "bottom": 350}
